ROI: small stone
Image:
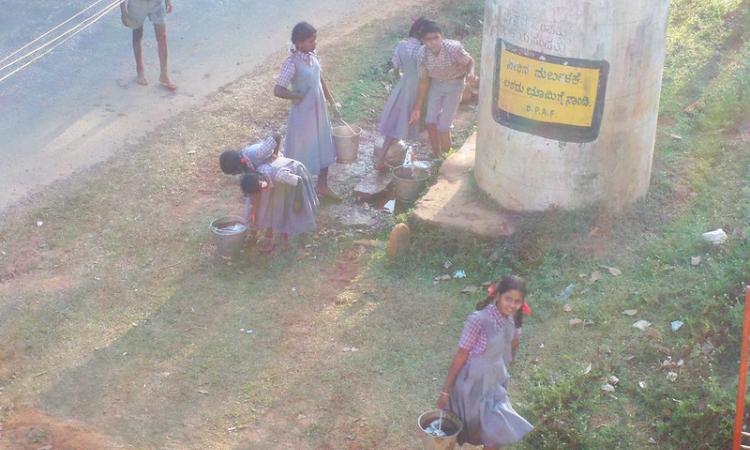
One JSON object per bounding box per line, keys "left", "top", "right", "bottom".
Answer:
{"left": 690, "top": 256, "right": 701, "bottom": 266}
{"left": 583, "top": 363, "right": 592, "bottom": 375}
{"left": 607, "top": 267, "right": 622, "bottom": 277}
{"left": 588, "top": 271, "right": 603, "bottom": 284}
{"left": 569, "top": 318, "right": 584, "bottom": 327}
{"left": 563, "top": 303, "right": 572, "bottom": 312}
{"left": 622, "top": 309, "right": 638, "bottom": 316}
{"left": 608, "top": 375, "right": 619, "bottom": 385}
{"left": 639, "top": 381, "right": 647, "bottom": 389}
{"left": 648, "top": 437, "right": 657, "bottom": 445}
{"left": 666, "top": 371, "right": 678, "bottom": 382}
{"left": 701, "top": 228, "right": 728, "bottom": 245}
{"left": 36, "top": 220, "right": 43, "bottom": 227}
{"left": 461, "top": 285, "right": 479, "bottom": 294}
{"left": 632, "top": 320, "right": 652, "bottom": 331}
{"left": 670, "top": 320, "right": 684, "bottom": 332}
{"left": 601, "top": 383, "right": 616, "bottom": 393}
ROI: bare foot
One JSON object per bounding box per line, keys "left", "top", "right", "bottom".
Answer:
{"left": 136, "top": 74, "right": 148, "bottom": 86}
{"left": 259, "top": 239, "right": 275, "bottom": 254}
{"left": 159, "top": 75, "right": 177, "bottom": 91}
{"left": 316, "top": 186, "right": 341, "bottom": 202}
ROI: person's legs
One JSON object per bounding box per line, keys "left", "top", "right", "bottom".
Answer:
{"left": 425, "top": 82, "right": 445, "bottom": 156}
{"left": 375, "top": 136, "right": 396, "bottom": 170}
{"left": 435, "top": 79, "right": 465, "bottom": 155}
{"left": 439, "top": 130, "right": 452, "bottom": 154}
{"left": 153, "top": 23, "right": 176, "bottom": 90}
{"left": 426, "top": 123, "right": 441, "bottom": 156}
{"left": 132, "top": 27, "right": 147, "bottom": 85}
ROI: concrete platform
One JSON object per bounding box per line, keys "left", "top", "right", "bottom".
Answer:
{"left": 410, "top": 133, "right": 517, "bottom": 238}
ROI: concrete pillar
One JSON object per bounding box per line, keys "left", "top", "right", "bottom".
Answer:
{"left": 475, "top": 0, "right": 670, "bottom": 211}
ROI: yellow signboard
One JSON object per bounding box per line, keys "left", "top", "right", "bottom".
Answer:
{"left": 493, "top": 40, "right": 608, "bottom": 142}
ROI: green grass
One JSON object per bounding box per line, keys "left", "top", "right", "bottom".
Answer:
{"left": 1, "top": 0, "right": 749, "bottom": 448}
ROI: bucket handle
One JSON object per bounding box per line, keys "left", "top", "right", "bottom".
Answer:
{"left": 337, "top": 117, "right": 357, "bottom": 135}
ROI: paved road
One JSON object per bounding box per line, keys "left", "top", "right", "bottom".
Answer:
{"left": 0, "top": 0, "right": 368, "bottom": 210}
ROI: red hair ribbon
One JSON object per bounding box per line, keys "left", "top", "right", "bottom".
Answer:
{"left": 487, "top": 283, "right": 497, "bottom": 296}
{"left": 521, "top": 302, "right": 532, "bottom": 316}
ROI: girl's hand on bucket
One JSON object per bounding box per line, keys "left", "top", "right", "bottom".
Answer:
{"left": 409, "top": 109, "right": 421, "bottom": 125}
{"left": 436, "top": 392, "right": 449, "bottom": 410}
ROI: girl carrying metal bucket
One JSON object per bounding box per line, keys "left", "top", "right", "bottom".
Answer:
{"left": 436, "top": 275, "right": 533, "bottom": 449}
{"left": 274, "top": 21, "right": 342, "bottom": 201}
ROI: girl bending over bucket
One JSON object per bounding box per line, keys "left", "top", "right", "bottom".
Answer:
{"left": 220, "top": 134, "right": 318, "bottom": 253}
{"left": 437, "top": 275, "right": 533, "bottom": 449}
{"left": 374, "top": 17, "right": 428, "bottom": 171}
{"left": 274, "top": 21, "right": 341, "bottom": 201}
{"left": 239, "top": 154, "right": 319, "bottom": 254}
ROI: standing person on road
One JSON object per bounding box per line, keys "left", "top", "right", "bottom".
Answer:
{"left": 274, "top": 21, "right": 341, "bottom": 201}
{"left": 437, "top": 275, "right": 533, "bottom": 449}
{"left": 374, "top": 17, "right": 427, "bottom": 171}
{"left": 410, "top": 20, "right": 477, "bottom": 157}
{"left": 120, "top": 0, "right": 177, "bottom": 90}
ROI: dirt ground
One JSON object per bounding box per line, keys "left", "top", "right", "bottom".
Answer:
{"left": 0, "top": 1, "right": 481, "bottom": 448}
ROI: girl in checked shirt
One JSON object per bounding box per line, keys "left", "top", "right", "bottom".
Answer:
{"left": 410, "top": 20, "right": 478, "bottom": 157}
{"left": 437, "top": 275, "right": 533, "bottom": 449}
{"left": 274, "top": 22, "right": 342, "bottom": 201}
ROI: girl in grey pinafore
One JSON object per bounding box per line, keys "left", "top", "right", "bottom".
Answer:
{"left": 376, "top": 20, "right": 426, "bottom": 168}
{"left": 251, "top": 156, "right": 319, "bottom": 237}
{"left": 449, "top": 306, "right": 533, "bottom": 447}
{"left": 282, "top": 53, "right": 336, "bottom": 177}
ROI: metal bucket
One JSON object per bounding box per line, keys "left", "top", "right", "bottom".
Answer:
{"left": 392, "top": 165, "right": 430, "bottom": 203}
{"left": 209, "top": 215, "right": 247, "bottom": 259}
{"left": 332, "top": 125, "right": 361, "bottom": 163}
{"left": 417, "top": 409, "right": 463, "bottom": 450}
{"left": 384, "top": 140, "right": 407, "bottom": 165}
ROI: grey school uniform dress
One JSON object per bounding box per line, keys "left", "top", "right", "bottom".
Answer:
{"left": 378, "top": 37, "right": 422, "bottom": 141}
{"left": 449, "top": 306, "right": 533, "bottom": 447}
{"left": 277, "top": 51, "right": 336, "bottom": 176}
{"left": 252, "top": 156, "right": 319, "bottom": 237}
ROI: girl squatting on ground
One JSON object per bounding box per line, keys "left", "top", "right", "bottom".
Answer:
{"left": 274, "top": 21, "right": 342, "bottom": 201}
{"left": 438, "top": 275, "right": 533, "bottom": 449}
{"left": 410, "top": 20, "right": 478, "bottom": 157}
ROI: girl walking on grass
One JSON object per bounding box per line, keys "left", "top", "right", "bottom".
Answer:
{"left": 274, "top": 21, "right": 342, "bottom": 201}
{"left": 374, "top": 17, "right": 427, "bottom": 171}
{"left": 437, "top": 275, "right": 533, "bottom": 449}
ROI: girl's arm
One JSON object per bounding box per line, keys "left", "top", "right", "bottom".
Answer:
{"left": 466, "top": 56, "right": 478, "bottom": 85}
{"left": 436, "top": 348, "right": 470, "bottom": 409}
{"left": 409, "top": 77, "right": 431, "bottom": 125}
{"left": 242, "top": 196, "right": 253, "bottom": 225}
{"left": 274, "top": 85, "right": 304, "bottom": 104}
{"left": 320, "top": 78, "right": 341, "bottom": 119}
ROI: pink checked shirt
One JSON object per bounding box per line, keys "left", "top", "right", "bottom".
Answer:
{"left": 458, "top": 303, "right": 521, "bottom": 356}
{"left": 276, "top": 50, "right": 318, "bottom": 88}
{"left": 417, "top": 39, "right": 472, "bottom": 81}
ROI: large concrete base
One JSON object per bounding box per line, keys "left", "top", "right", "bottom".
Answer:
{"left": 411, "top": 133, "right": 516, "bottom": 238}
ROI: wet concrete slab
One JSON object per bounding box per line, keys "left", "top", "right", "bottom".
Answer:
{"left": 353, "top": 171, "right": 393, "bottom": 202}
{"left": 410, "top": 133, "right": 517, "bottom": 238}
